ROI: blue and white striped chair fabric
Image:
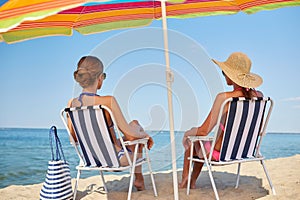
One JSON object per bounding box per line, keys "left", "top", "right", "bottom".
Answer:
{"left": 61, "top": 105, "right": 158, "bottom": 200}
{"left": 220, "top": 97, "right": 267, "bottom": 161}
{"left": 66, "top": 105, "right": 120, "bottom": 168}
{"left": 187, "top": 97, "right": 275, "bottom": 200}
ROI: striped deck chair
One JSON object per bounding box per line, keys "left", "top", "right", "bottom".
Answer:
{"left": 60, "top": 105, "right": 157, "bottom": 200}
{"left": 186, "top": 97, "right": 276, "bottom": 200}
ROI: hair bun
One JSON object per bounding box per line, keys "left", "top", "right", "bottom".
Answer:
{"left": 74, "top": 56, "right": 104, "bottom": 88}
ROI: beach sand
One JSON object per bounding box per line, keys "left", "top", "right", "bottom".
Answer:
{"left": 1, "top": 155, "right": 299, "bottom": 200}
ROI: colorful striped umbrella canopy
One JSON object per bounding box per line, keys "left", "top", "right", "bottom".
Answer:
{"left": 1, "top": 0, "right": 300, "bottom": 43}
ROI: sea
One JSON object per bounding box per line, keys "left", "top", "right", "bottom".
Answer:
{"left": 0, "top": 128, "right": 299, "bottom": 189}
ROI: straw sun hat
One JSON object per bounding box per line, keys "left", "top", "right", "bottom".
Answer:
{"left": 212, "top": 52, "right": 263, "bottom": 88}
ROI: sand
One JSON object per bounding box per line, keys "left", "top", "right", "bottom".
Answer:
{"left": 1, "top": 155, "right": 299, "bottom": 200}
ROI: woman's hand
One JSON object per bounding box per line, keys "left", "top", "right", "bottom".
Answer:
{"left": 182, "top": 127, "right": 198, "bottom": 150}
{"left": 182, "top": 135, "right": 190, "bottom": 150}
{"left": 147, "top": 136, "right": 154, "bottom": 150}
{"left": 127, "top": 120, "right": 154, "bottom": 149}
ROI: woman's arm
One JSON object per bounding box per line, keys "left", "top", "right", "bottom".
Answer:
{"left": 196, "top": 93, "right": 227, "bottom": 136}
{"left": 66, "top": 99, "right": 78, "bottom": 143}
{"left": 183, "top": 92, "right": 227, "bottom": 138}
{"left": 107, "top": 96, "right": 148, "bottom": 141}
{"left": 182, "top": 92, "right": 227, "bottom": 149}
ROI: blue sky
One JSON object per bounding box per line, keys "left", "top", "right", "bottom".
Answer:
{"left": 0, "top": 6, "right": 299, "bottom": 133}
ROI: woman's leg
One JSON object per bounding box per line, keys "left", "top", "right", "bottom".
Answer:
{"left": 119, "top": 143, "right": 145, "bottom": 191}
{"left": 128, "top": 120, "right": 145, "bottom": 190}
{"left": 179, "top": 147, "right": 191, "bottom": 188}
{"left": 190, "top": 162, "right": 204, "bottom": 189}
{"left": 179, "top": 141, "right": 204, "bottom": 189}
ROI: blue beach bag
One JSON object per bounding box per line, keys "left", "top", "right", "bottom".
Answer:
{"left": 40, "top": 126, "right": 73, "bottom": 200}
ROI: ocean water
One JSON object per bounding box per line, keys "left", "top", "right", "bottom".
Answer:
{"left": 0, "top": 128, "right": 299, "bottom": 189}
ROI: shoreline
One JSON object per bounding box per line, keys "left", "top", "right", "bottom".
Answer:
{"left": 1, "top": 127, "right": 300, "bottom": 135}
{"left": 1, "top": 154, "right": 299, "bottom": 199}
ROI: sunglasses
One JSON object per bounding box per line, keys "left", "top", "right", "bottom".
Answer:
{"left": 102, "top": 72, "right": 106, "bottom": 80}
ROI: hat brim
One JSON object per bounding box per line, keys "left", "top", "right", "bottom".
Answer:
{"left": 212, "top": 59, "right": 263, "bottom": 88}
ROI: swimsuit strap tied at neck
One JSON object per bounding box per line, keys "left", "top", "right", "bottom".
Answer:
{"left": 78, "top": 92, "right": 100, "bottom": 106}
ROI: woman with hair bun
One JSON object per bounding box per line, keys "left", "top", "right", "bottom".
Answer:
{"left": 67, "top": 56, "right": 154, "bottom": 191}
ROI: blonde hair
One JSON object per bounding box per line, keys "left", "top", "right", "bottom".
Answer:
{"left": 73, "top": 56, "right": 103, "bottom": 88}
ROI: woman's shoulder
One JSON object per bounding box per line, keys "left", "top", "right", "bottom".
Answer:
{"left": 217, "top": 89, "right": 264, "bottom": 99}
{"left": 214, "top": 89, "right": 264, "bottom": 107}
{"left": 216, "top": 91, "right": 238, "bottom": 100}
{"left": 214, "top": 90, "right": 245, "bottom": 104}
{"left": 67, "top": 98, "right": 77, "bottom": 107}
{"left": 255, "top": 90, "right": 264, "bottom": 97}
{"left": 95, "top": 94, "right": 112, "bottom": 98}
{"left": 95, "top": 95, "right": 115, "bottom": 101}
{"left": 213, "top": 92, "right": 232, "bottom": 106}
{"left": 67, "top": 98, "right": 73, "bottom": 106}
{"left": 94, "top": 95, "right": 118, "bottom": 106}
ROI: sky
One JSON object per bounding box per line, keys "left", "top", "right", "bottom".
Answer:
{"left": 0, "top": 5, "right": 300, "bottom": 133}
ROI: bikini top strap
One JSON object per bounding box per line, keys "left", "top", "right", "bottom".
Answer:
{"left": 252, "top": 88, "right": 259, "bottom": 96}
{"left": 235, "top": 87, "right": 259, "bottom": 96}
{"left": 220, "top": 123, "right": 225, "bottom": 132}
{"left": 78, "top": 92, "right": 100, "bottom": 107}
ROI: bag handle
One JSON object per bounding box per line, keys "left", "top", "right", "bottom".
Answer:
{"left": 49, "top": 126, "right": 66, "bottom": 162}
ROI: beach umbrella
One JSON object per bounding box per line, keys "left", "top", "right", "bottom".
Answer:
{"left": 2, "top": 0, "right": 300, "bottom": 44}
{"left": 1, "top": 1, "right": 299, "bottom": 199}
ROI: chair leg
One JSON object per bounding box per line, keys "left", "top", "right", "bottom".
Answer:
{"left": 145, "top": 147, "right": 158, "bottom": 197}
{"left": 206, "top": 165, "right": 220, "bottom": 200}
{"left": 199, "top": 141, "right": 220, "bottom": 200}
{"left": 260, "top": 160, "right": 276, "bottom": 195}
{"left": 187, "top": 142, "right": 194, "bottom": 195}
{"left": 127, "top": 144, "right": 139, "bottom": 200}
{"left": 73, "top": 169, "right": 81, "bottom": 200}
{"left": 235, "top": 163, "right": 241, "bottom": 188}
{"left": 99, "top": 171, "right": 108, "bottom": 193}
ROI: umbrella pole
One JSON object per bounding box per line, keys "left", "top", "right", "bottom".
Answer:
{"left": 161, "top": 1, "right": 179, "bottom": 200}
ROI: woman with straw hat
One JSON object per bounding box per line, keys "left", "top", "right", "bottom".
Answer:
{"left": 179, "top": 52, "right": 264, "bottom": 189}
